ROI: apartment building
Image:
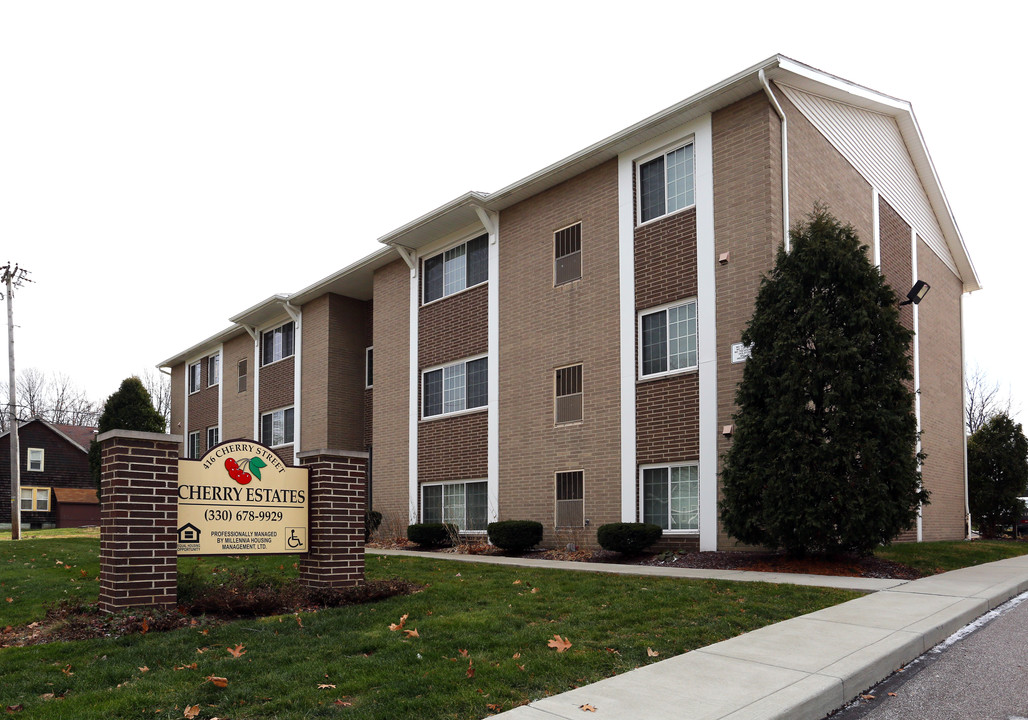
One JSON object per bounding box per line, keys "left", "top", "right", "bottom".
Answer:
{"left": 159, "top": 55, "right": 979, "bottom": 550}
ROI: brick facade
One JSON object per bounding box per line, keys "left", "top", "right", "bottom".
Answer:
{"left": 222, "top": 332, "right": 255, "bottom": 442}
{"left": 297, "top": 450, "right": 367, "bottom": 589}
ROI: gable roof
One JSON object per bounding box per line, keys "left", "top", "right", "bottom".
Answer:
{"left": 0, "top": 417, "right": 95, "bottom": 454}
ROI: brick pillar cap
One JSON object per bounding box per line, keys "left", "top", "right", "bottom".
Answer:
{"left": 97, "top": 429, "right": 183, "bottom": 444}
{"left": 295, "top": 448, "right": 369, "bottom": 460}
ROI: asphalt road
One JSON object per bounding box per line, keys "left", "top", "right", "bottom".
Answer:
{"left": 830, "top": 591, "right": 1028, "bottom": 720}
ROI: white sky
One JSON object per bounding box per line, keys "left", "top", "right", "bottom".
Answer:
{"left": 2, "top": 1, "right": 1025, "bottom": 427}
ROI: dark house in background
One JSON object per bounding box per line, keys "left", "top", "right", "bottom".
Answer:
{"left": 0, "top": 418, "right": 99, "bottom": 529}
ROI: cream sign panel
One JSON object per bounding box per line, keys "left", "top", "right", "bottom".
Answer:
{"left": 177, "top": 441, "right": 308, "bottom": 556}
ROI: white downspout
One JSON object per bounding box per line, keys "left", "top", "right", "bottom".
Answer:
{"left": 281, "top": 301, "right": 302, "bottom": 456}
{"left": 759, "top": 69, "right": 790, "bottom": 251}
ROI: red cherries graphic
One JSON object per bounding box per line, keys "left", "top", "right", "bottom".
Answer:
{"left": 224, "top": 457, "right": 252, "bottom": 485}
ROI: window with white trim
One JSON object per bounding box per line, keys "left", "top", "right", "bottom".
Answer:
{"left": 422, "top": 357, "right": 488, "bottom": 418}
{"left": 423, "top": 234, "right": 488, "bottom": 303}
{"left": 554, "top": 223, "right": 582, "bottom": 285}
{"left": 208, "top": 354, "right": 220, "bottom": 387}
{"left": 638, "top": 142, "right": 694, "bottom": 223}
{"left": 555, "top": 364, "right": 583, "bottom": 425}
{"left": 641, "top": 464, "right": 698, "bottom": 531}
{"left": 187, "top": 431, "right": 200, "bottom": 459}
{"left": 555, "top": 471, "right": 584, "bottom": 528}
{"left": 27, "top": 448, "right": 44, "bottom": 472}
{"left": 261, "top": 407, "right": 295, "bottom": 447}
{"left": 365, "top": 347, "right": 374, "bottom": 389}
{"left": 237, "top": 358, "right": 248, "bottom": 393}
{"left": 20, "top": 487, "right": 50, "bottom": 512}
{"left": 207, "top": 426, "right": 219, "bottom": 450}
{"left": 261, "top": 321, "right": 295, "bottom": 366}
{"left": 422, "top": 480, "right": 488, "bottom": 531}
{"left": 188, "top": 362, "right": 202, "bottom": 393}
{"left": 640, "top": 300, "right": 697, "bottom": 377}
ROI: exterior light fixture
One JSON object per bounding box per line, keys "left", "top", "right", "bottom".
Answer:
{"left": 900, "top": 280, "right": 930, "bottom": 306}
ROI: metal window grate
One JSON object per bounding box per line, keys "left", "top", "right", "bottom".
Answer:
{"left": 555, "top": 364, "right": 583, "bottom": 424}
{"left": 555, "top": 471, "right": 584, "bottom": 528}
{"left": 554, "top": 223, "right": 582, "bottom": 285}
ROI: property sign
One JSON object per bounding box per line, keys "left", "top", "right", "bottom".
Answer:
{"left": 177, "top": 440, "right": 308, "bottom": 556}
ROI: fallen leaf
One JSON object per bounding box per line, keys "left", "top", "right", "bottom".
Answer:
{"left": 5, "top": 598, "right": 12, "bottom": 603}
{"left": 512, "top": 652, "right": 521, "bottom": 659}
{"left": 295, "top": 614, "right": 304, "bottom": 628}
{"left": 334, "top": 699, "right": 352, "bottom": 706}
{"left": 517, "top": 664, "right": 525, "bottom": 671}
{"left": 888, "top": 692, "right": 898, "bottom": 697}
{"left": 580, "top": 704, "right": 597, "bottom": 712}
{"left": 466, "top": 660, "right": 475, "bottom": 679}
{"left": 184, "top": 706, "right": 200, "bottom": 719}
{"left": 39, "top": 694, "right": 54, "bottom": 700}
{"left": 458, "top": 648, "right": 469, "bottom": 657}
{"left": 227, "top": 643, "right": 246, "bottom": 658}
{"left": 5, "top": 705, "right": 24, "bottom": 713}
{"left": 547, "top": 635, "right": 572, "bottom": 653}
{"left": 531, "top": 588, "right": 539, "bottom": 594}
{"left": 861, "top": 694, "right": 875, "bottom": 700}
{"left": 404, "top": 628, "right": 419, "bottom": 638}
{"left": 139, "top": 666, "right": 150, "bottom": 673}
{"left": 60, "top": 665, "right": 73, "bottom": 676}
{"left": 318, "top": 684, "right": 336, "bottom": 689}
{"left": 487, "top": 703, "right": 502, "bottom": 712}
{"left": 206, "top": 676, "right": 228, "bottom": 688}
{"left": 647, "top": 647, "right": 659, "bottom": 657}
{"left": 141, "top": 618, "right": 149, "bottom": 634}
{"left": 389, "top": 614, "right": 409, "bottom": 631}
{"left": 512, "top": 580, "right": 522, "bottom": 585}
{"left": 174, "top": 663, "right": 198, "bottom": 671}
{"left": 80, "top": 570, "right": 87, "bottom": 577}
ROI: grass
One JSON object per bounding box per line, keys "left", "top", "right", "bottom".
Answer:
{"left": 1, "top": 536, "right": 861, "bottom": 719}
{"left": 875, "top": 539, "right": 1028, "bottom": 576}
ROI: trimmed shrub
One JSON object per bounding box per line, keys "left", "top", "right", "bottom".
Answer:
{"left": 365, "top": 510, "right": 383, "bottom": 542}
{"left": 487, "top": 520, "right": 543, "bottom": 552}
{"left": 406, "top": 523, "right": 457, "bottom": 547}
{"left": 596, "top": 522, "right": 662, "bottom": 554}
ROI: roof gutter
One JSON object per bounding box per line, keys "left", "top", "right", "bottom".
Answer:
{"left": 760, "top": 68, "right": 790, "bottom": 251}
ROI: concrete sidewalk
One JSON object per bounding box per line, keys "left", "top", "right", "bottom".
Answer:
{"left": 471, "top": 554, "right": 1028, "bottom": 720}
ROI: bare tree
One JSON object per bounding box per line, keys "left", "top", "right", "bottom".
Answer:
{"left": 140, "top": 368, "right": 171, "bottom": 429}
{"left": 1, "top": 368, "right": 98, "bottom": 427}
{"left": 966, "top": 364, "right": 1016, "bottom": 435}
{"left": 16, "top": 367, "right": 48, "bottom": 419}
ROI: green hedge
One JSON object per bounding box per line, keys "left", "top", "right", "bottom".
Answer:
{"left": 406, "top": 523, "right": 457, "bottom": 547}
{"left": 487, "top": 520, "right": 543, "bottom": 552}
{"left": 596, "top": 522, "right": 663, "bottom": 554}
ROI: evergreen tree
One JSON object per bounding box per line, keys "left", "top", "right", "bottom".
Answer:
{"left": 90, "top": 376, "right": 167, "bottom": 490}
{"left": 719, "top": 207, "right": 927, "bottom": 556}
{"left": 967, "top": 413, "right": 1028, "bottom": 537}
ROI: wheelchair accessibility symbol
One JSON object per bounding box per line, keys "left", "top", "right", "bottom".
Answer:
{"left": 285, "top": 527, "right": 306, "bottom": 550}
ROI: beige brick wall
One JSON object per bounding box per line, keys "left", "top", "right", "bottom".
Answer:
{"left": 712, "top": 91, "right": 783, "bottom": 549}
{"left": 170, "top": 363, "right": 185, "bottom": 455}
{"left": 186, "top": 356, "right": 219, "bottom": 454}
{"left": 498, "top": 159, "right": 621, "bottom": 546}
{"left": 371, "top": 259, "right": 411, "bottom": 524}
{"left": 301, "top": 293, "right": 371, "bottom": 453}
{"left": 222, "top": 333, "right": 255, "bottom": 443}
{"left": 916, "top": 237, "right": 966, "bottom": 540}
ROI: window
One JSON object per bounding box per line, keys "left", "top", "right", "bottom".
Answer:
{"left": 27, "top": 448, "right": 44, "bottom": 472}
{"left": 423, "top": 357, "right": 488, "bottom": 418}
{"left": 207, "top": 426, "right": 219, "bottom": 450}
{"left": 208, "top": 354, "right": 220, "bottom": 387}
{"left": 188, "top": 362, "right": 201, "bottom": 393}
{"left": 555, "top": 364, "right": 583, "bottom": 424}
{"left": 640, "top": 300, "right": 697, "bottom": 377}
{"left": 642, "top": 464, "right": 698, "bottom": 531}
{"left": 422, "top": 481, "right": 488, "bottom": 531}
{"left": 423, "top": 234, "right": 488, "bottom": 303}
{"left": 554, "top": 223, "right": 582, "bottom": 285}
{"left": 187, "top": 431, "right": 200, "bottom": 459}
{"left": 555, "top": 471, "right": 584, "bottom": 528}
{"left": 261, "top": 321, "right": 295, "bottom": 366}
{"left": 365, "top": 347, "right": 374, "bottom": 389}
{"left": 639, "top": 142, "right": 694, "bottom": 223}
{"left": 261, "top": 407, "right": 295, "bottom": 447}
{"left": 20, "top": 487, "right": 50, "bottom": 512}
{"left": 237, "top": 358, "right": 248, "bottom": 393}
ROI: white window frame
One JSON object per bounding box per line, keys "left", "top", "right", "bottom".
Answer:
{"left": 188, "top": 361, "right": 202, "bottom": 394}
{"left": 555, "top": 470, "right": 585, "bottom": 529}
{"left": 207, "top": 426, "right": 219, "bottom": 450}
{"left": 261, "top": 321, "right": 295, "bottom": 367}
{"left": 27, "top": 448, "right": 44, "bottom": 472}
{"left": 638, "top": 298, "right": 698, "bottom": 380}
{"left": 207, "top": 354, "right": 220, "bottom": 387}
{"left": 187, "top": 431, "right": 200, "bottom": 459}
{"left": 420, "top": 479, "right": 489, "bottom": 533}
{"left": 365, "top": 346, "right": 374, "bottom": 389}
{"left": 639, "top": 462, "right": 699, "bottom": 534}
{"left": 237, "top": 358, "right": 248, "bottom": 393}
{"left": 554, "top": 221, "right": 583, "bottom": 286}
{"left": 637, "top": 140, "right": 695, "bottom": 226}
{"left": 421, "top": 354, "right": 489, "bottom": 420}
{"left": 421, "top": 233, "right": 489, "bottom": 305}
{"left": 260, "top": 406, "right": 295, "bottom": 448}
{"left": 20, "top": 486, "right": 50, "bottom": 512}
{"left": 554, "top": 363, "right": 583, "bottom": 425}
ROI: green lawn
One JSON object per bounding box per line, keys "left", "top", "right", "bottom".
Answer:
{"left": 875, "top": 539, "right": 1028, "bottom": 576}
{"left": 1, "top": 536, "right": 860, "bottom": 719}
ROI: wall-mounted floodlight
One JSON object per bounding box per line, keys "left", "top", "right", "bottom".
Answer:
{"left": 900, "top": 280, "right": 930, "bottom": 306}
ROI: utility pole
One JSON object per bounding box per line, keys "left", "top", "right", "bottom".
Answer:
{"left": 3, "top": 262, "right": 31, "bottom": 540}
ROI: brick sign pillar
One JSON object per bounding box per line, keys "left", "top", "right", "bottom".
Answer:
{"left": 296, "top": 449, "right": 367, "bottom": 589}
{"left": 97, "top": 430, "right": 181, "bottom": 613}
